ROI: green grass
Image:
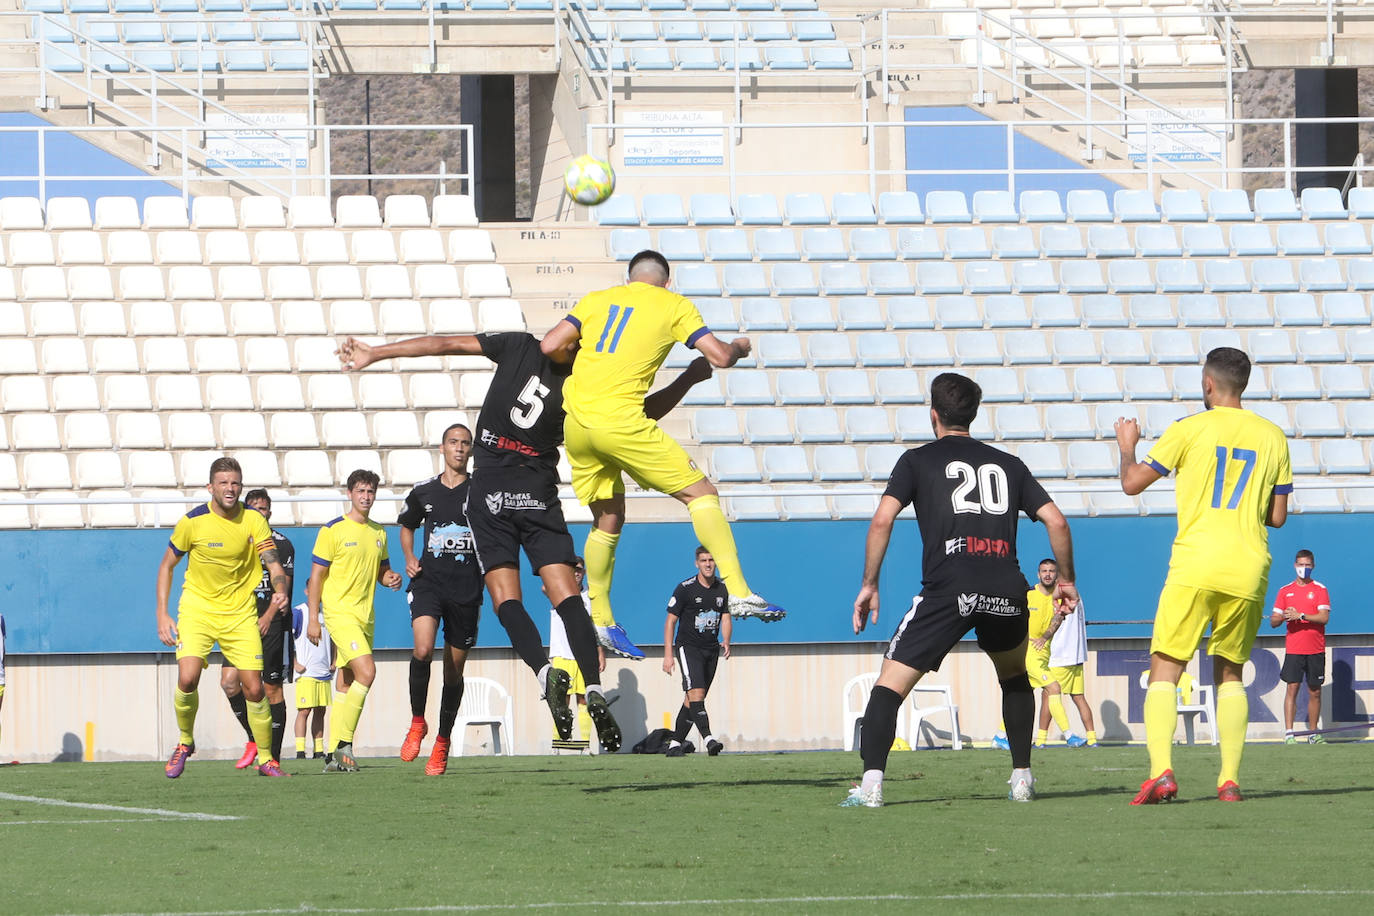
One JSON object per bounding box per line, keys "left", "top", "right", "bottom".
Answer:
{"left": 3, "top": 743, "right": 1372, "bottom": 915}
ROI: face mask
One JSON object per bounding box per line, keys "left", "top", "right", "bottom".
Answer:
{"left": 1297, "top": 567, "right": 1312, "bottom": 580}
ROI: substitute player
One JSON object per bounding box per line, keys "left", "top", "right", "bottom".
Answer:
{"left": 1270, "top": 549, "right": 1331, "bottom": 744}
{"left": 155, "top": 457, "right": 291, "bottom": 778}
{"left": 291, "top": 603, "right": 333, "bottom": 759}
{"left": 306, "top": 469, "right": 403, "bottom": 772}
{"left": 397, "top": 423, "right": 483, "bottom": 775}
{"left": 1116, "top": 346, "right": 1291, "bottom": 804}
{"left": 662, "top": 546, "right": 731, "bottom": 758}
{"left": 1045, "top": 560, "right": 1097, "bottom": 748}
{"left": 846, "top": 373, "right": 1078, "bottom": 807}
{"left": 540, "top": 250, "right": 786, "bottom": 660}
{"left": 222, "top": 489, "right": 295, "bottom": 768}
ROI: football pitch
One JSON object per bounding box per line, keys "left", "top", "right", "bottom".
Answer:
{"left": 3, "top": 743, "right": 1371, "bottom": 915}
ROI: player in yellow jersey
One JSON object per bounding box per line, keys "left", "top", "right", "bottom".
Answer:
{"left": 155, "top": 457, "right": 292, "bottom": 778}
{"left": 306, "top": 469, "right": 403, "bottom": 772}
{"left": 540, "top": 250, "right": 786, "bottom": 659}
{"left": 1115, "top": 347, "right": 1291, "bottom": 804}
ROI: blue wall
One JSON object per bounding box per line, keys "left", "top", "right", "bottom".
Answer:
{"left": 904, "top": 106, "right": 1122, "bottom": 199}
{"left": 4, "top": 515, "right": 1372, "bottom": 654}
{"left": 0, "top": 112, "right": 184, "bottom": 206}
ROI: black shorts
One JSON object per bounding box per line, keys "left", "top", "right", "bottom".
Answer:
{"left": 467, "top": 464, "right": 576, "bottom": 574}
{"left": 1281, "top": 652, "right": 1326, "bottom": 688}
{"left": 676, "top": 643, "right": 720, "bottom": 693}
{"left": 408, "top": 587, "right": 480, "bottom": 649}
{"left": 884, "top": 592, "right": 1028, "bottom": 673}
{"left": 259, "top": 618, "right": 289, "bottom": 685}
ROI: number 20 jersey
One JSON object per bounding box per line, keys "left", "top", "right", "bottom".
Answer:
{"left": 883, "top": 436, "right": 1052, "bottom": 601}
{"left": 473, "top": 332, "right": 570, "bottom": 474}
{"left": 1145, "top": 405, "right": 1292, "bottom": 601}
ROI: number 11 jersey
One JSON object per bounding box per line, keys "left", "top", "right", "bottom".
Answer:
{"left": 884, "top": 435, "right": 1052, "bottom": 600}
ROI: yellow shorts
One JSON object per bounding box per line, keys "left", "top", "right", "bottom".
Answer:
{"left": 176, "top": 605, "right": 263, "bottom": 671}
{"left": 563, "top": 412, "right": 706, "bottom": 505}
{"left": 1026, "top": 649, "right": 1054, "bottom": 690}
{"left": 552, "top": 655, "right": 586, "bottom": 695}
{"left": 1051, "top": 664, "right": 1084, "bottom": 695}
{"left": 1152, "top": 583, "right": 1263, "bottom": 665}
{"left": 325, "top": 613, "right": 375, "bottom": 667}
{"left": 294, "top": 677, "right": 333, "bottom": 709}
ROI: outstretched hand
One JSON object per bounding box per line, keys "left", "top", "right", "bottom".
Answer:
{"left": 337, "top": 337, "right": 374, "bottom": 371}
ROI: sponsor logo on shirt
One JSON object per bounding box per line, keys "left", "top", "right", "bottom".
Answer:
{"left": 958, "top": 593, "right": 1019, "bottom": 617}
{"left": 694, "top": 610, "right": 721, "bottom": 632}
{"left": 208, "top": 541, "right": 223, "bottom": 548}
{"left": 483, "top": 491, "right": 548, "bottom": 513}
{"left": 944, "top": 537, "right": 1011, "bottom": 558}
{"left": 427, "top": 523, "right": 474, "bottom": 560}
{"left": 481, "top": 427, "right": 539, "bottom": 457}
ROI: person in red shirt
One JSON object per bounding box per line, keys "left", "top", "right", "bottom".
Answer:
{"left": 1269, "top": 549, "right": 1331, "bottom": 744}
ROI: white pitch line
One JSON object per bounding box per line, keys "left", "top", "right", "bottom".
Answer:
{"left": 1, "top": 818, "right": 169, "bottom": 827}
{"left": 56, "top": 888, "right": 1374, "bottom": 916}
{"left": 0, "top": 792, "right": 241, "bottom": 821}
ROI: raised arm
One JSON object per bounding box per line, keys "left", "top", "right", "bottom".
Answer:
{"left": 693, "top": 331, "right": 752, "bottom": 369}
{"left": 540, "top": 320, "right": 581, "bottom": 365}
{"left": 338, "top": 334, "right": 484, "bottom": 371}
{"left": 853, "top": 495, "right": 903, "bottom": 634}
{"left": 644, "top": 357, "right": 714, "bottom": 421}
{"left": 1114, "top": 417, "right": 1163, "bottom": 496}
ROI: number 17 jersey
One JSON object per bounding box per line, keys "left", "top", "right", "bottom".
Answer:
{"left": 883, "top": 436, "right": 1052, "bottom": 600}
{"left": 1145, "top": 406, "right": 1292, "bottom": 601}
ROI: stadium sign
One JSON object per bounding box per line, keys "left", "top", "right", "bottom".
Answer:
{"left": 205, "top": 112, "right": 310, "bottom": 169}
{"left": 622, "top": 110, "right": 724, "bottom": 167}
{"left": 1125, "top": 105, "right": 1225, "bottom": 164}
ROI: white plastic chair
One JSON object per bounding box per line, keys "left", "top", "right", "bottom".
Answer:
{"left": 1138, "top": 671, "right": 1216, "bottom": 745}
{"left": 842, "top": 672, "right": 890, "bottom": 752}
{"left": 908, "top": 684, "right": 963, "bottom": 750}
{"left": 453, "top": 676, "right": 514, "bottom": 755}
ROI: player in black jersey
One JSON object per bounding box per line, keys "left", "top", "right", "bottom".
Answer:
{"left": 843, "top": 372, "right": 1079, "bottom": 808}
{"left": 662, "top": 546, "right": 731, "bottom": 757}
{"left": 222, "top": 489, "right": 295, "bottom": 768}
{"left": 338, "top": 331, "right": 711, "bottom": 755}
{"left": 396, "top": 422, "right": 481, "bottom": 775}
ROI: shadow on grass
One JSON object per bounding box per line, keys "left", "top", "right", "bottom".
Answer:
{"left": 584, "top": 775, "right": 852, "bottom": 793}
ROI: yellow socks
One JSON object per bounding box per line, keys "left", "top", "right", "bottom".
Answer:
{"left": 584, "top": 528, "right": 619, "bottom": 627}
{"left": 295, "top": 736, "right": 306, "bottom": 754}
{"left": 1085, "top": 730, "right": 1098, "bottom": 746}
{"left": 1048, "top": 694, "right": 1070, "bottom": 734}
{"left": 1216, "top": 682, "right": 1248, "bottom": 788}
{"left": 686, "top": 494, "right": 752, "bottom": 598}
{"left": 314, "top": 737, "right": 325, "bottom": 754}
{"left": 1035, "top": 728, "right": 1048, "bottom": 745}
{"left": 173, "top": 688, "right": 198, "bottom": 746}
{"left": 333, "top": 681, "right": 371, "bottom": 746}
{"left": 578, "top": 703, "right": 594, "bottom": 744}
{"left": 1144, "top": 681, "right": 1178, "bottom": 778}
{"left": 246, "top": 697, "right": 273, "bottom": 765}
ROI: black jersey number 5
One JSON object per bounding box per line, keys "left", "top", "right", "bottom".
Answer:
{"left": 946, "top": 461, "right": 1009, "bottom": 515}
{"left": 510, "top": 375, "right": 550, "bottom": 429}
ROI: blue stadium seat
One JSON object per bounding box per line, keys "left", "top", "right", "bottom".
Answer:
{"left": 1203, "top": 260, "right": 1250, "bottom": 293}
{"left": 850, "top": 227, "right": 895, "bottom": 260}
{"left": 1276, "top": 223, "right": 1323, "bottom": 256}
{"left": 1171, "top": 365, "right": 1204, "bottom": 400}
{"left": 1024, "top": 366, "right": 1073, "bottom": 402}
{"left": 1346, "top": 402, "right": 1374, "bottom": 436}
{"left": 764, "top": 46, "right": 807, "bottom": 70}
{"left": 1296, "top": 327, "right": 1343, "bottom": 363}
{"left": 1052, "top": 329, "right": 1098, "bottom": 364}
{"left": 1019, "top": 189, "right": 1065, "bottom": 223}
{"left": 825, "top": 369, "right": 873, "bottom": 404}
{"left": 1322, "top": 292, "right": 1369, "bottom": 325}
{"left": 810, "top": 44, "right": 853, "bottom": 69}
{"left": 177, "top": 47, "right": 221, "bottom": 71}
{"left": 751, "top": 228, "right": 798, "bottom": 261}
{"left": 874, "top": 369, "right": 923, "bottom": 403}
{"left": 836, "top": 296, "right": 884, "bottom": 329}
{"left": 964, "top": 262, "right": 1010, "bottom": 295}
{"left": 878, "top": 191, "right": 923, "bottom": 224}
{"left": 1199, "top": 328, "right": 1244, "bottom": 355}
{"left": 995, "top": 404, "right": 1044, "bottom": 439}
{"left": 1015, "top": 443, "right": 1067, "bottom": 479}
{"left": 1129, "top": 294, "right": 1176, "bottom": 327}
{"left": 1249, "top": 329, "right": 1296, "bottom": 363}
{"left": 25, "top": 0, "right": 65, "bottom": 10}
{"left": 1299, "top": 258, "right": 1345, "bottom": 292}
{"left": 896, "top": 227, "right": 942, "bottom": 259}
{"left": 1347, "top": 327, "right": 1374, "bottom": 362}
{"left": 661, "top": 12, "right": 701, "bottom": 40}
{"left": 642, "top": 194, "right": 687, "bottom": 226}
{"left": 1349, "top": 187, "right": 1374, "bottom": 219}
{"left": 1046, "top": 404, "right": 1094, "bottom": 439}
{"left": 125, "top": 13, "right": 167, "bottom": 41}
{"left": 1207, "top": 188, "right": 1253, "bottom": 222}
{"left": 224, "top": 49, "right": 268, "bottom": 71}
{"left": 1040, "top": 225, "right": 1087, "bottom": 258}
{"left": 789, "top": 297, "right": 834, "bottom": 330}
{"left": 746, "top": 407, "right": 793, "bottom": 443}
{"left": 840, "top": 408, "right": 891, "bottom": 445}
{"left": 135, "top": 46, "right": 178, "bottom": 71}
{"left": 1300, "top": 186, "right": 1346, "bottom": 220}
{"left": 677, "top": 46, "right": 719, "bottom": 70}
{"left": 1319, "top": 440, "right": 1369, "bottom": 475}
{"left": 616, "top": 13, "right": 658, "bottom": 41}
{"left": 693, "top": 408, "right": 744, "bottom": 443}
{"left": 916, "top": 262, "right": 961, "bottom": 295}
{"left": 1230, "top": 224, "right": 1275, "bottom": 256}
{"left": 906, "top": 332, "right": 953, "bottom": 366}
{"left": 1081, "top": 294, "right": 1127, "bottom": 327}
{"left": 946, "top": 226, "right": 991, "bottom": 259}
{"left": 674, "top": 263, "right": 720, "bottom": 296}
{"left": 822, "top": 263, "right": 870, "bottom": 295}
{"left": 1087, "top": 225, "right": 1133, "bottom": 258}
{"left": 1160, "top": 188, "right": 1207, "bottom": 222}
{"left": 628, "top": 45, "right": 674, "bottom": 69}
{"left": 793, "top": 9, "right": 835, "bottom": 40}
{"left": 1135, "top": 225, "right": 1181, "bottom": 257}
{"left": 1149, "top": 329, "right": 1198, "bottom": 364}
{"left": 1103, "top": 329, "right": 1149, "bottom": 364}
{"left": 1108, "top": 261, "right": 1155, "bottom": 294}
{"left": 785, "top": 193, "right": 829, "bottom": 226}
{"left": 1295, "top": 402, "right": 1343, "bottom": 437}
{"left": 895, "top": 406, "right": 937, "bottom": 442}
{"left": 113, "top": 0, "right": 154, "bottom": 9}
{"left": 1068, "top": 442, "right": 1117, "bottom": 477}
{"left": 777, "top": 492, "right": 826, "bottom": 520}
{"left": 697, "top": 297, "right": 738, "bottom": 332}
{"left": 1320, "top": 364, "right": 1369, "bottom": 399}
{"left": 1066, "top": 189, "right": 1112, "bottom": 222}
{"left": 1012, "top": 261, "right": 1058, "bottom": 294}
{"left": 1114, "top": 189, "right": 1160, "bottom": 222}
{"left": 737, "top": 194, "right": 782, "bottom": 226}
{"left": 956, "top": 331, "right": 1001, "bottom": 365}
{"left": 1325, "top": 222, "right": 1371, "bottom": 255}
{"left": 757, "top": 335, "right": 805, "bottom": 369}
{"left": 925, "top": 190, "right": 971, "bottom": 224}
{"left": 658, "top": 228, "right": 704, "bottom": 261}
{"left": 802, "top": 227, "right": 847, "bottom": 261}
{"left": 1255, "top": 187, "right": 1301, "bottom": 221}
{"left": 1350, "top": 259, "right": 1374, "bottom": 291}
{"left": 776, "top": 370, "right": 823, "bottom": 405}
{"left": 992, "top": 226, "right": 1038, "bottom": 259}
{"left": 975, "top": 368, "right": 1021, "bottom": 403}
{"left": 815, "top": 445, "right": 864, "bottom": 482}
{"left": 985, "top": 294, "right": 1031, "bottom": 328}
{"left": 1224, "top": 293, "right": 1272, "bottom": 327}
{"left": 726, "top": 370, "right": 774, "bottom": 404}
{"left": 748, "top": 10, "right": 792, "bottom": 41}
{"left": 80, "top": 15, "right": 120, "bottom": 42}
{"left": 594, "top": 195, "right": 639, "bottom": 225}
{"left": 1061, "top": 262, "right": 1107, "bottom": 294}
{"left": 1252, "top": 402, "right": 1295, "bottom": 437}
{"left": 796, "top": 407, "right": 844, "bottom": 442}
{"left": 972, "top": 190, "right": 1018, "bottom": 223}
{"left": 722, "top": 263, "right": 770, "bottom": 296}
{"left": 1157, "top": 260, "right": 1203, "bottom": 293}
{"left": 833, "top": 193, "right": 877, "bottom": 225}
{"left": 260, "top": 17, "right": 303, "bottom": 40}
{"left": 808, "top": 333, "right": 854, "bottom": 367}
{"left": 1030, "top": 293, "right": 1076, "bottom": 327}
{"left": 888, "top": 296, "right": 934, "bottom": 329}
{"left": 1074, "top": 366, "right": 1122, "bottom": 401}
{"left": 856, "top": 332, "right": 903, "bottom": 367}
{"left": 1181, "top": 223, "right": 1229, "bottom": 257}
{"left": 1253, "top": 259, "right": 1299, "bottom": 293}
{"left": 711, "top": 447, "right": 761, "bottom": 482}
{"left": 1004, "top": 330, "right": 1050, "bottom": 365}
{"left": 936, "top": 295, "right": 981, "bottom": 329}
{"left": 212, "top": 13, "right": 255, "bottom": 40}
{"left": 741, "top": 298, "right": 786, "bottom": 331}
{"left": 1144, "top": 403, "right": 1188, "bottom": 437}
{"left": 772, "top": 263, "right": 820, "bottom": 296}
{"left": 608, "top": 227, "right": 651, "bottom": 259}
{"left": 706, "top": 227, "right": 751, "bottom": 261}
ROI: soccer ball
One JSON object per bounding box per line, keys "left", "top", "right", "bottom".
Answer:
{"left": 564, "top": 154, "right": 616, "bottom": 206}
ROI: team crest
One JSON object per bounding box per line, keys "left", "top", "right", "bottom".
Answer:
{"left": 957, "top": 593, "right": 977, "bottom": 617}
{"left": 486, "top": 492, "right": 504, "bottom": 514}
